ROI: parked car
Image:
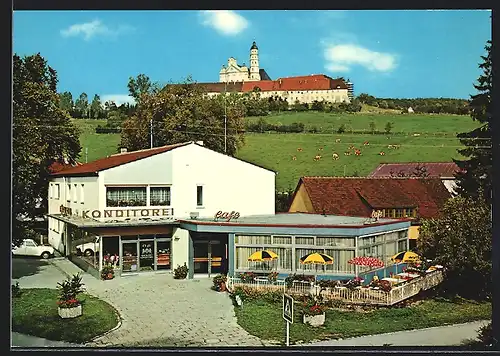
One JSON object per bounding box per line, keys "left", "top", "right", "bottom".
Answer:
{"left": 12, "top": 238, "right": 54, "bottom": 259}
{"left": 76, "top": 237, "right": 100, "bottom": 257}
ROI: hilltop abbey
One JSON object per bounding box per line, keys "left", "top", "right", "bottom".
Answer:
{"left": 174, "top": 41, "right": 353, "bottom": 105}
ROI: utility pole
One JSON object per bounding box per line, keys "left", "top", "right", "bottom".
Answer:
{"left": 224, "top": 81, "right": 227, "bottom": 154}
{"left": 150, "top": 118, "right": 153, "bottom": 149}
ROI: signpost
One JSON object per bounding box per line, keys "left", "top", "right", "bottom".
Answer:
{"left": 282, "top": 294, "right": 293, "bottom": 346}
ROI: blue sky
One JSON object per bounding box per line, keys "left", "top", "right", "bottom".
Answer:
{"left": 13, "top": 10, "right": 491, "bottom": 105}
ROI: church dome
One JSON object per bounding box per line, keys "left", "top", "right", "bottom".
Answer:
{"left": 250, "top": 41, "right": 258, "bottom": 50}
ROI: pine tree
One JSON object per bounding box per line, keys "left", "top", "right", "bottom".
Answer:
{"left": 454, "top": 40, "right": 492, "bottom": 203}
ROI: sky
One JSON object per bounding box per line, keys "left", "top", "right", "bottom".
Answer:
{"left": 13, "top": 10, "right": 491, "bottom": 105}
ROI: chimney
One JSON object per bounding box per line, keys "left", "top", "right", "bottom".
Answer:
{"left": 120, "top": 148, "right": 127, "bottom": 153}
{"left": 196, "top": 141, "right": 204, "bottom": 146}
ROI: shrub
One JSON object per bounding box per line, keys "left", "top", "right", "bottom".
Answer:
{"left": 101, "top": 265, "right": 115, "bottom": 280}
{"left": 57, "top": 273, "right": 85, "bottom": 308}
{"left": 238, "top": 271, "right": 256, "bottom": 283}
{"left": 231, "top": 286, "right": 282, "bottom": 303}
{"left": 173, "top": 263, "right": 189, "bottom": 279}
{"left": 212, "top": 274, "right": 227, "bottom": 291}
{"left": 308, "top": 126, "right": 319, "bottom": 133}
{"left": 477, "top": 322, "right": 496, "bottom": 347}
{"left": 318, "top": 279, "right": 340, "bottom": 288}
{"left": 267, "top": 271, "right": 279, "bottom": 283}
{"left": 385, "top": 121, "right": 393, "bottom": 134}
{"left": 285, "top": 273, "right": 315, "bottom": 288}
{"left": 337, "top": 124, "right": 346, "bottom": 134}
{"left": 12, "top": 282, "right": 22, "bottom": 298}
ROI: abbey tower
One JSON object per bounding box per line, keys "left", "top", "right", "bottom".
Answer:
{"left": 219, "top": 41, "right": 261, "bottom": 83}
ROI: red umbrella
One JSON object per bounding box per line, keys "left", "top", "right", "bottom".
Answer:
{"left": 348, "top": 256, "right": 384, "bottom": 277}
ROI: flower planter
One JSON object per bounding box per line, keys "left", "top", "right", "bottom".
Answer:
{"left": 217, "top": 282, "right": 227, "bottom": 292}
{"left": 303, "top": 312, "right": 325, "bottom": 327}
{"left": 58, "top": 304, "right": 82, "bottom": 319}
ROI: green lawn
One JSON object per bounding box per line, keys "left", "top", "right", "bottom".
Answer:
{"left": 236, "top": 132, "right": 466, "bottom": 191}
{"left": 12, "top": 288, "right": 120, "bottom": 344}
{"left": 246, "top": 112, "right": 478, "bottom": 136}
{"left": 235, "top": 298, "right": 491, "bottom": 345}
{"left": 71, "top": 113, "right": 478, "bottom": 191}
{"left": 72, "top": 119, "right": 120, "bottom": 163}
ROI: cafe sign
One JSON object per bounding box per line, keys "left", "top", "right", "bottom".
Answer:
{"left": 59, "top": 205, "right": 173, "bottom": 219}
{"left": 214, "top": 211, "right": 240, "bottom": 222}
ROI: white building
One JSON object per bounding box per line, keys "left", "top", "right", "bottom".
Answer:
{"left": 46, "top": 141, "right": 410, "bottom": 280}
{"left": 219, "top": 42, "right": 261, "bottom": 83}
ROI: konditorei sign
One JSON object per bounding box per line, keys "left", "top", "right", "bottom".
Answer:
{"left": 59, "top": 205, "right": 174, "bottom": 219}
{"left": 214, "top": 211, "right": 240, "bottom": 222}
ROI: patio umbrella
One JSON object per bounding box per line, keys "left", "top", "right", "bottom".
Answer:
{"left": 248, "top": 250, "right": 278, "bottom": 271}
{"left": 348, "top": 256, "right": 384, "bottom": 278}
{"left": 299, "top": 252, "right": 334, "bottom": 283}
{"left": 391, "top": 251, "right": 421, "bottom": 274}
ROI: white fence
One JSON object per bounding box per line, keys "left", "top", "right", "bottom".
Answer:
{"left": 226, "top": 270, "right": 445, "bottom": 306}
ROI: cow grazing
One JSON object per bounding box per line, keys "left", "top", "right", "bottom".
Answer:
{"left": 354, "top": 149, "right": 361, "bottom": 156}
{"left": 388, "top": 144, "right": 395, "bottom": 149}
{"left": 335, "top": 139, "right": 341, "bottom": 143}
{"left": 348, "top": 145, "right": 355, "bottom": 150}
{"left": 379, "top": 151, "right": 386, "bottom": 156}
{"left": 313, "top": 155, "right": 322, "bottom": 161}
{"left": 344, "top": 151, "right": 351, "bottom": 156}
{"left": 292, "top": 155, "right": 297, "bottom": 161}
{"left": 318, "top": 147, "right": 323, "bottom": 151}
{"left": 332, "top": 153, "right": 339, "bottom": 160}
{"left": 363, "top": 141, "right": 369, "bottom": 146}
{"left": 297, "top": 147, "right": 303, "bottom": 152}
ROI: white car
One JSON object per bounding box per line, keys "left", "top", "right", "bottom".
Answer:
{"left": 12, "top": 239, "right": 54, "bottom": 259}
{"left": 76, "top": 237, "right": 100, "bottom": 257}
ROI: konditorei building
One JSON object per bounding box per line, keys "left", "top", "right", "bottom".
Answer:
{"left": 47, "top": 141, "right": 410, "bottom": 279}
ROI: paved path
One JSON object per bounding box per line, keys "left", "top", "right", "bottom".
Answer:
{"left": 13, "top": 258, "right": 265, "bottom": 347}
{"left": 301, "top": 320, "right": 489, "bottom": 347}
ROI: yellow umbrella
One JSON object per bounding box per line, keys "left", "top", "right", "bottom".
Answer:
{"left": 248, "top": 250, "right": 278, "bottom": 261}
{"left": 391, "top": 251, "right": 421, "bottom": 263}
{"left": 299, "top": 252, "right": 334, "bottom": 283}
{"left": 248, "top": 250, "right": 278, "bottom": 271}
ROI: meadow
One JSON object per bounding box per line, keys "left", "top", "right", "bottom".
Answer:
{"left": 72, "top": 112, "right": 476, "bottom": 191}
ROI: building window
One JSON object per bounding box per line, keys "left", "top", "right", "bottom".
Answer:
{"left": 150, "top": 187, "right": 171, "bottom": 206}
{"left": 106, "top": 186, "right": 147, "bottom": 207}
{"left": 49, "top": 184, "right": 53, "bottom": 199}
{"left": 80, "top": 184, "right": 84, "bottom": 204}
{"left": 395, "top": 209, "right": 404, "bottom": 218}
{"left": 196, "top": 186, "right": 203, "bottom": 206}
{"left": 67, "top": 184, "right": 71, "bottom": 202}
{"left": 73, "top": 184, "right": 78, "bottom": 203}
{"left": 55, "top": 184, "right": 60, "bottom": 199}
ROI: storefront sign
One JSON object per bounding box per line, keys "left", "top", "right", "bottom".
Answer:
{"left": 371, "top": 210, "right": 383, "bottom": 219}
{"left": 60, "top": 205, "right": 173, "bottom": 219}
{"left": 214, "top": 211, "right": 240, "bottom": 222}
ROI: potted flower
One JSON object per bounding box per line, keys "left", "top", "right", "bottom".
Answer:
{"left": 302, "top": 298, "right": 327, "bottom": 327}
{"left": 239, "top": 272, "right": 256, "bottom": 283}
{"left": 173, "top": 263, "right": 189, "bottom": 279}
{"left": 212, "top": 274, "right": 227, "bottom": 292}
{"left": 57, "top": 273, "right": 85, "bottom": 319}
{"left": 101, "top": 253, "right": 118, "bottom": 280}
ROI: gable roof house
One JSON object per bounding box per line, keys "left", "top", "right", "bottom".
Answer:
{"left": 288, "top": 177, "right": 452, "bottom": 246}
{"left": 368, "top": 162, "right": 461, "bottom": 194}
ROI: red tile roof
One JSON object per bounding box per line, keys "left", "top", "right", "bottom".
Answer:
{"left": 48, "top": 161, "right": 83, "bottom": 174}
{"left": 293, "top": 177, "right": 451, "bottom": 219}
{"left": 51, "top": 142, "right": 192, "bottom": 177}
{"left": 241, "top": 74, "right": 348, "bottom": 92}
{"left": 368, "top": 162, "right": 461, "bottom": 179}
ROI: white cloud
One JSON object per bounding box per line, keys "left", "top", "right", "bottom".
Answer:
{"left": 323, "top": 44, "right": 397, "bottom": 73}
{"left": 199, "top": 10, "right": 249, "bottom": 36}
{"left": 101, "top": 94, "right": 136, "bottom": 106}
{"left": 60, "top": 19, "right": 134, "bottom": 41}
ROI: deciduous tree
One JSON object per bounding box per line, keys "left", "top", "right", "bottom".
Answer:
{"left": 13, "top": 53, "right": 81, "bottom": 243}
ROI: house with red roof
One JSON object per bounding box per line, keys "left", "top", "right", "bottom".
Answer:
{"left": 368, "top": 162, "right": 461, "bottom": 194}
{"left": 288, "top": 176, "right": 452, "bottom": 249}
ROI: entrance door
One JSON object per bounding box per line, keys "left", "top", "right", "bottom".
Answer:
{"left": 209, "top": 240, "right": 226, "bottom": 275}
{"left": 122, "top": 242, "right": 138, "bottom": 273}
{"left": 139, "top": 240, "right": 155, "bottom": 272}
{"left": 193, "top": 241, "right": 209, "bottom": 274}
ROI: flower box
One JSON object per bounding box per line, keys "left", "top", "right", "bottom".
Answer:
{"left": 303, "top": 312, "right": 325, "bottom": 327}
{"left": 58, "top": 304, "right": 82, "bottom": 319}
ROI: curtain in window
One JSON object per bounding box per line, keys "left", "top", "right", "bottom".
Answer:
{"left": 236, "top": 235, "right": 272, "bottom": 244}
{"left": 150, "top": 187, "right": 171, "bottom": 206}
{"left": 106, "top": 187, "right": 147, "bottom": 207}
{"left": 295, "top": 248, "right": 323, "bottom": 272}
{"left": 324, "top": 249, "right": 355, "bottom": 274}
{"left": 316, "top": 237, "right": 355, "bottom": 247}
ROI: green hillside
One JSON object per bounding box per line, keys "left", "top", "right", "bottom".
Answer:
{"left": 72, "top": 112, "right": 475, "bottom": 190}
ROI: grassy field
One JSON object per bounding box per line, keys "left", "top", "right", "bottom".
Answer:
{"left": 72, "top": 112, "right": 477, "bottom": 191}
{"left": 235, "top": 298, "right": 491, "bottom": 345}
{"left": 12, "top": 288, "right": 120, "bottom": 343}
{"left": 246, "top": 112, "right": 478, "bottom": 136}
{"left": 237, "top": 132, "right": 466, "bottom": 191}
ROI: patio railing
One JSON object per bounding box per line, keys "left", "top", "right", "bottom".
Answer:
{"left": 226, "top": 269, "right": 445, "bottom": 306}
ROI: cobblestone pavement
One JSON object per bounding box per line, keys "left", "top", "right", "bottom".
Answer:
{"left": 42, "top": 259, "right": 266, "bottom": 347}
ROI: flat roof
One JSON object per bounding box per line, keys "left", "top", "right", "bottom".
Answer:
{"left": 47, "top": 214, "right": 178, "bottom": 228}
{"left": 179, "top": 213, "right": 410, "bottom": 229}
